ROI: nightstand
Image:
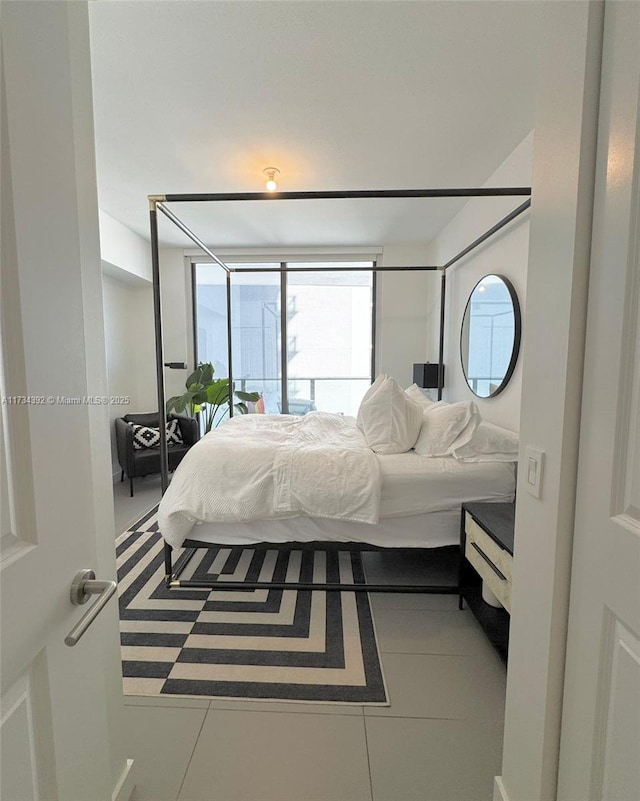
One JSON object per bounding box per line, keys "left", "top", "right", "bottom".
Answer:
{"left": 459, "top": 501, "right": 515, "bottom": 662}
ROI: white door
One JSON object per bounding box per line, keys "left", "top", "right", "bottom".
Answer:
{"left": 1, "top": 3, "right": 127, "bottom": 800}
{"left": 558, "top": 3, "right": 640, "bottom": 799}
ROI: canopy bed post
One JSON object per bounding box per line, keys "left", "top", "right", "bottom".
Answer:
{"left": 437, "top": 268, "right": 446, "bottom": 401}
{"left": 280, "top": 263, "right": 289, "bottom": 414}
{"left": 226, "top": 270, "right": 234, "bottom": 417}
{"left": 371, "top": 265, "right": 378, "bottom": 380}
{"left": 150, "top": 197, "right": 175, "bottom": 583}
{"left": 149, "top": 197, "right": 170, "bottom": 496}
{"left": 191, "top": 260, "right": 199, "bottom": 364}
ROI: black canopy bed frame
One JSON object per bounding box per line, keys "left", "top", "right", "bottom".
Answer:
{"left": 147, "top": 187, "right": 530, "bottom": 593}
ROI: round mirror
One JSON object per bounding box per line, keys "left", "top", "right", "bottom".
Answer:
{"left": 460, "top": 274, "right": 521, "bottom": 398}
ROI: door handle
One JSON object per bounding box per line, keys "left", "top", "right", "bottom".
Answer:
{"left": 64, "top": 569, "right": 117, "bottom": 647}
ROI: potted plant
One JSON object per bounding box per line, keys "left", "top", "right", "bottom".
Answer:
{"left": 166, "top": 362, "right": 260, "bottom": 434}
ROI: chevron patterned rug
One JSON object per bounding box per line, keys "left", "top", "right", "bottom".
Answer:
{"left": 117, "top": 506, "right": 388, "bottom": 704}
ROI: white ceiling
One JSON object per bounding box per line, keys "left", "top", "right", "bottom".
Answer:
{"left": 89, "top": 1, "right": 547, "bottom": 249}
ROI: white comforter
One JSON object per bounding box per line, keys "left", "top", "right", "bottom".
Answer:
{"left": 157, "top": 413, "right": 382, "bottom": 548}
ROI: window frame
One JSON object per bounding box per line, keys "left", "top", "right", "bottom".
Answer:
{"left": 191, "top": 255, "right": 377, "bottom": 415}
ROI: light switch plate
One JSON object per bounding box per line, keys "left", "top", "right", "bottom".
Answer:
{"left": 525, "top": 446, "right": 544, "bottom": 498}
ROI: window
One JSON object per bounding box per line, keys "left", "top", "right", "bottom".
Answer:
{"left": 193, "top": 260, "right": 374, "bottom": 417}
{"left": 285, "top": 264, "right": 373, "bottom": 415}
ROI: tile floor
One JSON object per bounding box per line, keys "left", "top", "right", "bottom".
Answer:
{"left": 113, "top": 473, "right": 162, "bottom": 534}
{"left": 113, "top": 485, "right": 507, "bottom": 801}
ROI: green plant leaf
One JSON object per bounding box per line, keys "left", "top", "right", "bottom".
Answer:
{"left": 207, "top": 381, "right": 231, "bottom": 406}
{"left": 234, "top": 402, "right": 248, "bottom": 415}
{"left": 236, "top": 391, "right": 261, "bottom": 402}
{"left": 192, "top": 389, "right": 208, "bottom": 405}
{"left": 199, "top": 362, "right": 214, "bottom": 383}
{"left": 169, "top": 362, "right": 233, "bottom": 428}
{"left": 173, "top": 397, "right": 187, "bottom": 415}
{"left": 185, "top": 367, "right": 204, "bottom": 388}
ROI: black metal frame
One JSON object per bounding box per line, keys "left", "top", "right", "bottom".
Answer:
{"left": 167, "top": 539, "right": 460, "bottom": 592}
{"left": 148, "top": 187, "right": 531, "bottom": 593}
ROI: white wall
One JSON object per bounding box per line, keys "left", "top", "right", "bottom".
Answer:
{"left": 99, "top": 207, "right": 158, "bottom": 476}
{"left": 103, "top": 274, "right": 137, "bottom": 475}
{"left": 131, "top": 289, "right": 158, "bottom": 413}
{"left": 100, "top": 209, "right": 152, "bottom": 283}
{"left": 499, "top": 4, "right": 603, "bottom": 800}
{"left": 102, "top": 274, "right": 156, "bottom": 476}
{"left": 428, "top": 133, "right": 534, "bottom": 431}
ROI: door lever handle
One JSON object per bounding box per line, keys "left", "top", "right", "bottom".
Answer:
{"left": 65, "top": 569, "right": 117, "bottom": 647}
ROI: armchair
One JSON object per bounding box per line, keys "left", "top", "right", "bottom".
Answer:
{"left": 115, "top": 412, "right": 198, "bottom": 497}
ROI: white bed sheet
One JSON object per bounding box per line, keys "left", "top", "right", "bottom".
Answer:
{"left": 184, "top": 509, "right": 463, "bottom": 549}
{"left": 378, "top": 453, "right": 514, "bottom": 517}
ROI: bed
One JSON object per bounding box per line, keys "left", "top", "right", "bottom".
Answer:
{"left": 146, "top": 186, "right": 528, "bottom": 593}
{"left": 157, "top": 408, "right": 516, "bottom": 592}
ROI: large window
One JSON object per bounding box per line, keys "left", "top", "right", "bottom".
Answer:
{"left": 194, "top": 260, "right": 374, "bottom": 417}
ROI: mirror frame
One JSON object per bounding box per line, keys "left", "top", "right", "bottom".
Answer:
{"left": 459, "top": 274, "right": 522, "bottom": 399}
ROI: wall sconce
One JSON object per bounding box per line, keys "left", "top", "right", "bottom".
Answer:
{"left": 413, "top": 362, "right": 445, "bottom": 388}
{"left": 263, "top": 167, "right": 280, "bottom": 192}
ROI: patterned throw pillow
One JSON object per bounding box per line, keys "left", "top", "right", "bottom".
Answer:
{"left": 129, "top": 419, "right": 184, "bottom": 450}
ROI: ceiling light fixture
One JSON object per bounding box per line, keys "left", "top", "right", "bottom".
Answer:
{"left": 263, "top": 167, "right": 280, "bottom": 192}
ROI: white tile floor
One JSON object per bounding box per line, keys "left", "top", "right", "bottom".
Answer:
{"left": 114, "top": 487, "right": 506, "bottom": 801}
{"left": 113, "top": 473, "right": 162, "bottom": 534}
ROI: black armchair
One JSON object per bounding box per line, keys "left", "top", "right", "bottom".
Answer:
{"left": 115, "top": 412, "right": 198, "bottom": 497}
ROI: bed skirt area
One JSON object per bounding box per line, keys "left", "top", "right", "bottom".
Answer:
{"left": 178, "top": 509, "right": 462, "bottom": 550}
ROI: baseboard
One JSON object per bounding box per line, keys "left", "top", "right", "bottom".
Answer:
{"left": 112, "top": 758, "right": 135, "bottom": 801}
{"left": 493, "top": 776, "right": 510, "bottom": 801}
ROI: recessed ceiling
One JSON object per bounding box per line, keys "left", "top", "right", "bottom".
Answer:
{"left": 89, "top": 1, "right": 548, "bottom": 249}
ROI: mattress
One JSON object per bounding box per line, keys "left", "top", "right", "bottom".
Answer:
{"left": 179, "top": 456, "right": 515, "bottom": 549}
{"left": 377, "top": 453, "right": 514, "bottom": 517}
{"left": 184, "top": 509, "right": 463, "bottom": 549}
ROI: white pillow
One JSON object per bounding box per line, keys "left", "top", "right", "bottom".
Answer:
{"left": 404, "top": 383, "right": 435, "bottom": 408}
{"left": 453, "top": 421, "right": 519, "bottom": 462}
{"left": 357, "top": 374, "right": 386, "bottom": 429}
{"left": 357, "top": 376, "right": 423, "bottom": 454}
{"left": 413, "top": 400, "right": 481, "bottom": 457}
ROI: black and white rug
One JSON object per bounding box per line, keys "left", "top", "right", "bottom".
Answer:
{"left": 117, "top": 506, "right": 388, "bottom": 704}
